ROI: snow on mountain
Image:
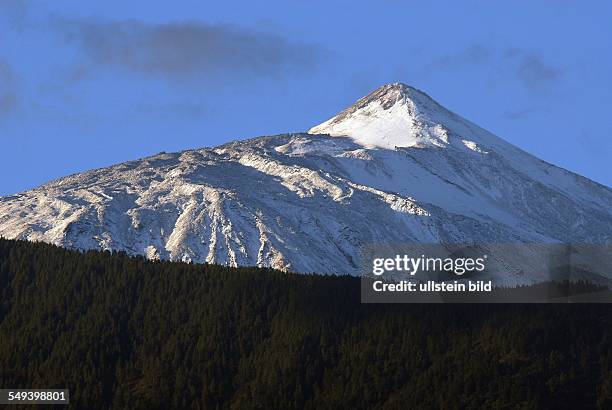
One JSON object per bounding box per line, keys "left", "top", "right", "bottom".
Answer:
{"left": 1, "top": 83, "right": 611, "bottom": 284}
{"left": 309, "top": 83, "right": 454, "bottom": 149}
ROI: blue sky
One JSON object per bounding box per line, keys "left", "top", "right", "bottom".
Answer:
{"left": 1, "top": 0, "right": 611, "bottom": 195}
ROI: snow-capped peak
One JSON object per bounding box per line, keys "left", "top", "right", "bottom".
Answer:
{"left": 308, "top": 82, "right": 454, "bottom": 149}
{"left": 1, "top": 83, "right": 612, "bottom": 283}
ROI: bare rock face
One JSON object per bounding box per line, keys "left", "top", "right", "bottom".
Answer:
{"left": 1, "top": 83, "right": 611, "bottom": 283}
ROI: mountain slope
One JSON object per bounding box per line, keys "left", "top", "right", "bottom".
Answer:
{"left": 1, "top": 83, "right": 611, "bottom": 282}
{"left": 1, "top": 238, "right": 610, "bottom": 409}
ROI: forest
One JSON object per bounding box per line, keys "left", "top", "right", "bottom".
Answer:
{"left": 0, "top": 238, "right": 611, "bottom": 409}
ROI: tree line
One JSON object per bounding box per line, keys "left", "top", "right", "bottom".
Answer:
{"left": 0, "top": 238, "right": 611, "bottom": 409}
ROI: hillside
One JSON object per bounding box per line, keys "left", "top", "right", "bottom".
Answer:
{"left": 1, "top": 84, "right": 611, "bottom": 284}
{"left": 0, "top": 239, "right": 611, "bottom": 409}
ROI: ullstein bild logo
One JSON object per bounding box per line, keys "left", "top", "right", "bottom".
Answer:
{"left": 361, "top": 243, "right": 612, "bottom": 303}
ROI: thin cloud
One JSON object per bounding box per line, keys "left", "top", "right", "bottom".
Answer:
{"left": 422, "top": 45, "right": 563, "bottom": 93}
{"left": 501, "top": 107, "right": 537, "bottom": 120}
{"left": 505, "top": 48, "right": 563, "bottom": 91}
{"left": 57, "top": 19, "right": 324, "bottom": 81}
{"left": 0, "top": 59, "right": 17, "bottom": 117}
{"left": 424, "top": 44, "right": 492, "bottom": 71}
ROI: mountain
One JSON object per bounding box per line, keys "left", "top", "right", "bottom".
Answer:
{"left": 1, "top": 83, "right": 611, "bottom": 283}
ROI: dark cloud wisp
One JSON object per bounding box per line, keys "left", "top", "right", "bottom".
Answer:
{"left": 501, "top": 107, "right": 538, "bottom": 120}
{"left": 508, "top": 50, "right": 563, "bottom": 90}
{"left": 60, "top": 20, "right": 324, "bottom": 80}
{"left": 422, "top": 45, "right": 563, "bottom": 93}
{"left": 424, "top": 44, "right": 492, "bottom": 71}
{"left": 0, "top": 59, "right": 17, "bottom": 117}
